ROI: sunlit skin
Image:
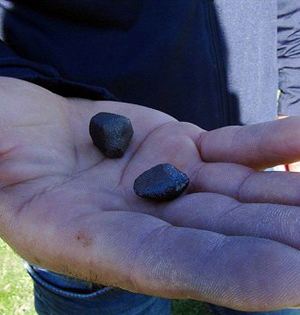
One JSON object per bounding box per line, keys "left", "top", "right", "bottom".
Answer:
{"left": 2, "top": 78, "right": 300, "bottom": 310}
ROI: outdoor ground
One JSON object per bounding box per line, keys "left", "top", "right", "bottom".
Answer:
{"left": 0, "top": 238, "right": 211, "bottom": 315}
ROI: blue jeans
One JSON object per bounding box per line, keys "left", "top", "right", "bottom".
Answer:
{"left": 208, "top": 304, "right": 300, "bottom": 315}
{"left": 25, "top": 263, "right": 171, "bottom": 315}
{"left": 25, "top": 263, "right": 300, "bottom": 315}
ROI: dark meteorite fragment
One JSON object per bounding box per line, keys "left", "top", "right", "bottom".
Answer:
{"left": 89, "top": 112, "right": 134, "bottom": 158}
{"left": 134, "top": 163, "right": 189, "bottom": 201}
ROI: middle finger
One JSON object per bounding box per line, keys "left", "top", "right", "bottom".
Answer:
{"left": 156, "top": 192, "right": 300, "bottom": 250}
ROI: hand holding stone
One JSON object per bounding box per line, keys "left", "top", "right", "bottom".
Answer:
{"left": 2, "top": 78, "right": 300, "bottom": 311}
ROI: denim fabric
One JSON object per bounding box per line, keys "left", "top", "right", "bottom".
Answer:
{"left": 25, "top": 263, "right": 171, "bottom": 315}
{"left": 208, "top": 304, "right": 300, "bottom": 315}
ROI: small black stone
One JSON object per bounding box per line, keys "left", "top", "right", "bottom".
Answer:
{"left": 89, "top": 112, "right": 134, "bottom": 158}
{"left": 134, "top": 163, "right": 189, "bottom": 201}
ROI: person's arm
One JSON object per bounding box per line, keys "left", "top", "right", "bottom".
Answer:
{"left": 0, "top": 39, "right": 116, "bottom": 101}
{"left": 277, "top": 0, "right": 300, "bottom": 171}
{"left": 2, "top": 21, "right": 300, "bottom": 309}
{"left": 278, "top": 0, "right": 300, "bottom": 117}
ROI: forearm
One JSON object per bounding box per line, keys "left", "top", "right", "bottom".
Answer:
{"left": 278, "top": 0, "right": 300, "bottom": 116}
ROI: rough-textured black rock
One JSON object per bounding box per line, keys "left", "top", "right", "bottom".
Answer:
{"left": 89, "top": 112, "right": 134, "bottom": 158}
{"left": 134, "top": 163, "right": 189, "bottom": 201}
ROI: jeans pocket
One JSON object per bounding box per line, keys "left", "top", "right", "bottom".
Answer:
{"left": 24, "top": 262, "right": 171, "bottom": 315}
{"left": 24, "top": 262, "right": 113, "bottom": 299}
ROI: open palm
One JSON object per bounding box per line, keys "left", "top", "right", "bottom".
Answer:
{"left": 2, "top": 78, "right": 300, "bottom": 311}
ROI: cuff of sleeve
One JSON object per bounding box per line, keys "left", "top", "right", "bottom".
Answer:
{"left": 0, "top": 42, "right": 117, "bottom": 101}
{"left": 21, "top": 75, "right": 118, "bottom": 101}
{"left": 0, "top": 71, "right": 117, "bottom": 102}
{"left": 278, "top": 68, "right": 300, "bottom": 116}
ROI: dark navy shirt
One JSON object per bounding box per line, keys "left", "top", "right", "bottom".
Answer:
{"left": 0, "top": 0, "right": 299, "bottom": 130}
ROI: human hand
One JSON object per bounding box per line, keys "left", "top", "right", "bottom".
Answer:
{"left": 2, "top": 78, "right": 300, "bottom": 310}
{"left": 277, "top": 115, "right": 300, "bottom": 172}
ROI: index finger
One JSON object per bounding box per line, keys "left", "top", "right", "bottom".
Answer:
{"left": 198, "top": 117, "right": 300, "bottom": 169}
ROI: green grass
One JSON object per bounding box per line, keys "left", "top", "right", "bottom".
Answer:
{"left": 0, "top": 239, "right": 36, "bottom": 315}
{"left": 0, "top": 238, "right": 211, "bottom": 315}
{"left": 172, "top": 300, "right": 211, "bottom": 315}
